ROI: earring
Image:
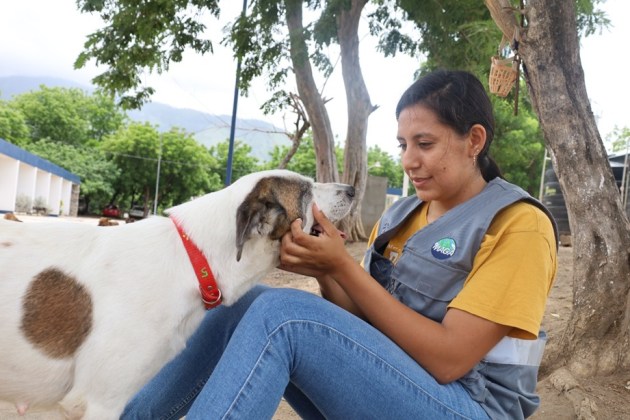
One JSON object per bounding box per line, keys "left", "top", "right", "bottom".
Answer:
{"left": 473, "top": 152, "right": 478, "bottom": 167}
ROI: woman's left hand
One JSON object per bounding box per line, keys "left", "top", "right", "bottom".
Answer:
{"left": 279, "top": 203, "right": 353, "bottom": 278}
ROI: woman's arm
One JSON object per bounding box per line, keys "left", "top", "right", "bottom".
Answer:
{"left": 314, "top": 274, "right": 365, "bottom": 318}
{"left": 279, "top": 204, "right": 510, "bottom": 384}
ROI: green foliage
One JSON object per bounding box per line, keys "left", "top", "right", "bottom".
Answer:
{"left": 24, "top": 139, "right": 120, "bottom": 212}
{"left": 576, "top": 0, "right": 610, "bottom": 37}
{"left": 208, "top": 139, "right": 262, "bottom": 185}
{"left": 224, "top": 0, "right": 292, "bottom": 95}
{"left": 12, "top": 86, "right": 91, "bottom": 145}
{"left": 265, "top": 136, "right": 318, "bottom": 178}
{"left": 85, "top": 92, "right": 129, "bottom": 140}
{"left": 391, "top": 0, "right": 608, "bottom": 72}
{"left": 492, "top": 98, "right": 545, "bottom": 194}
{"left": 264, "top": 135, "right": 345, "bottom": 178}
{"left": 10, "top": 86, "right": 125, "bottom": 145}
{"left": 75, "top": 0, "right": 334, "bottom": 108}
{"left": 76, "top": 0, "right": 221, "bottom": 109}
{"left": 100, "top": 122, "right": 161, "bottom": 207}
{"left": 367, "top": 145, "right": 403, "bottom": 188}
{"left": 609, "top": 126, "right": 630, "bottom": 153}
{"left": 0, "top": 101, "right": 30, "bottom": 146}
{"left": 100, "top": 122, "right": 221, "bottom": 212}
{"left": 154, "top": 128, "right": 222, "bottom": 208}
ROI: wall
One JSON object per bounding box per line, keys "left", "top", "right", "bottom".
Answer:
{"left": 361, "top": 175, "right": 388, "bottom": 235}
{"left": 0, "top": 138, "right": 80, "bottom": 216}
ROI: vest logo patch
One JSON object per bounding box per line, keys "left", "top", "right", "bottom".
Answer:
{"left": 431, "top": 237, "right": 456, "bottom": 260}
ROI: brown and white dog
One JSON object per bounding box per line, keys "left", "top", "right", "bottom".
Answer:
{"left": 0, "top": 170, "right": 355, "bottom": 419}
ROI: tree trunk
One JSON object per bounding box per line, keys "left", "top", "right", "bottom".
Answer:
{"left": 336, "top": 0, "right": 375, "bottom": 241}
{"left": 285, "top": 0, "right": 339, "bottom": 183}
{"left": 489, "top": 0, "right": 630, "bottom": 376}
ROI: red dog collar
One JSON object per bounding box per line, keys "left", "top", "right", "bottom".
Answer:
{"left": 170, "top": 216, "right": 222, "bottom": 309}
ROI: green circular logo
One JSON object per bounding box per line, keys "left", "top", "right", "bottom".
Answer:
{"left": 431, "top": 238, "right": 456, "bottom": 260}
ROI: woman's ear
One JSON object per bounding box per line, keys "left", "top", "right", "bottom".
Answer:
{"left": 469, "top": 124, "right": 487, "bottom": 156}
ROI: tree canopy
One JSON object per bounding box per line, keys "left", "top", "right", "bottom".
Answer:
{"left": 11, "top": 86, "right": 126, "bottom": 145}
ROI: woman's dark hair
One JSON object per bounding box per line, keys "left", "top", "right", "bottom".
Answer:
{"left": 395, "top": 70, "right": 502, "bottom": 181}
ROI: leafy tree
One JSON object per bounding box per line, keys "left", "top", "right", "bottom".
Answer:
{"left": 266, "top": 134, "right": 345, "bottom": 178}
{"left": 388, "top": 0, "right": 499, "bottom": 75}
{"left": 0, "top": 101, "right": 30, "bottom": 146}
{"left": 209, "top": 139, "right": 261, "bottom": 186}
{"left": 101, "top": 123, "right": 220, "bottom": 213}
{"left": 609, "top": 126, "right": 630, "bottom": 153}
{"left": 24, "top": 139, "right": 120, "bottom": 213}
{"left": 367, "top": 145, "right": 402, "bottom": 189}
{"left": 100, "top": 122, "right": 164, "bottom": 211}
{"left": 492, "top": 98, "right": 545, "bottom": 195}
{"left": 85, "top": 92, "right": 129, "bottom": 140}
{"left": 266, "top": 136, "right": 317, "bottom": 178}
{"left": 155, "top": 128, "right": 222, "bottom": 209}
{"left": 76, "top": 0, "right": 221, "bottom": 109}
{"left": 11, "top": 86, "right": 126, "bottom": 145}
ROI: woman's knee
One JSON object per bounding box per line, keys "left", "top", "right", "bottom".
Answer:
{"left": 245, "top": 287, "right": 341, "bottom": 328}
{"left": 251, "top": 287, "right": 321, "bottom": 311}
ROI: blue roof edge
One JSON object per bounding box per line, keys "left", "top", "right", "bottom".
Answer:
{"left": 0, "top": 138, "right": 81, "bottom": 184}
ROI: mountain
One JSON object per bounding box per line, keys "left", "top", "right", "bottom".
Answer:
{"left": 125, "top": 103, "right": 290, "bottom": 161}
{"left": 0, "top": 76, "right": 290, "bottom": 162}
{"left": 0, "top": 76, "right": 92, "bottom": 98}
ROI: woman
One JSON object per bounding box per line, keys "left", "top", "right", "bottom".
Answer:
{"left": 122, "top": 70, "right": 557, "bottom": 419}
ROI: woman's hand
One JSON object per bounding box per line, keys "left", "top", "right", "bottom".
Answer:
{"left": 279, "top": 203, "right": 354, "bottom": 278}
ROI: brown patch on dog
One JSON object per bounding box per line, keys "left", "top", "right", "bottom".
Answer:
{"left": 3, "top": 213, "right": 22, "bottom": 222}
{"left": 98, "top": 217, "right": 119, "bottom": 226}
{"left": 21, "top": 268, "right": 93, "bottom": 358}
{"left": 235, "top": 176, "right": 312, "bottom": 261}
{"left": 1, "top": 241, "right": 13, "bottom": 247}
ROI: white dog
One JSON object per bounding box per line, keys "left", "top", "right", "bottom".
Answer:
{"left": 0, "top": 170, "right": 354, "bottom": 419}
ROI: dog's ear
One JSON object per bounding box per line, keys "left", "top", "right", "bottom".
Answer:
{"left": 235, "top": 176, "right": 310, "bottom": 261}
{"left": 235, "top": 200, "right": 265, "bottom": 262}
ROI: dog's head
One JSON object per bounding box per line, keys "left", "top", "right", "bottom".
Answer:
{"left": 234, "top": 171, "right": 355, "bottom": 261}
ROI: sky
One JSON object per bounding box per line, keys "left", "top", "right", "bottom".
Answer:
{"left": 0, "top": 1, "right": 628, "bottom": 158}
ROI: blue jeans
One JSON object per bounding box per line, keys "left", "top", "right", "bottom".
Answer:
{"left": 121, "top": 286, "right": 489, "bottom": 420}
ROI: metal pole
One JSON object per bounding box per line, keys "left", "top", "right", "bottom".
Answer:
{"left": 225, "top": 0, "right": 248, "bottom": 186}
{"left": 153, "top": 137, "right": 162, "bottom": 215}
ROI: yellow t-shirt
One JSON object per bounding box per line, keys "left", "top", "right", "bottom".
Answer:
{"left": 366, "top": 201, "right": 557, "bottom": 339}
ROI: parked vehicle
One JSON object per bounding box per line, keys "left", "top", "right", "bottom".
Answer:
{"left": 102, "top": 204, "right": 121, "bottom": 218}
{"left": 127, "top": 205, "right": 146, "bottom": 220}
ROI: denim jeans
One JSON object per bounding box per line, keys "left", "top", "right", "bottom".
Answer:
{"left": 121, "top": 285, "right": 489, "bottom": 420}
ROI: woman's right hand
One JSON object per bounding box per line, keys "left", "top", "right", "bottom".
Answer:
{"left": 278, "top": 204, "right": 354, "bottom": 278}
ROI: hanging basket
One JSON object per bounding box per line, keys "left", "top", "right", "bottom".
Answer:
{"left": 489, "top": 56, "right": 518, "bottom": 97}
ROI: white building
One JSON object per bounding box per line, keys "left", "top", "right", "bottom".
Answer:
{"left": 0, "top": 138, "right": 80, "bottom": 216}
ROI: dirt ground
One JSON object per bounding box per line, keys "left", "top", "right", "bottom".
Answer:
{"left": 2, "top": 215, "right": 630, "bottom": 419}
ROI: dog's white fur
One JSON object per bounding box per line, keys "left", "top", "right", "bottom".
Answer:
{"left": 0, "top": 170, "right": 354, "bottom": 419}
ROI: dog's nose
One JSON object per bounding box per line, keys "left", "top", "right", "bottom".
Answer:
{"left": 346, "top": 186, "right": 355, "bottom": 199}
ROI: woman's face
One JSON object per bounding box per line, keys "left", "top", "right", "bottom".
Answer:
{"left": 397, "top": 103, "right": 485, "bottom": 210}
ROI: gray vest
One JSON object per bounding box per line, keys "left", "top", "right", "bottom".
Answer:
{"left": 363, "top": 178, "right": 558, "bottom": 420}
